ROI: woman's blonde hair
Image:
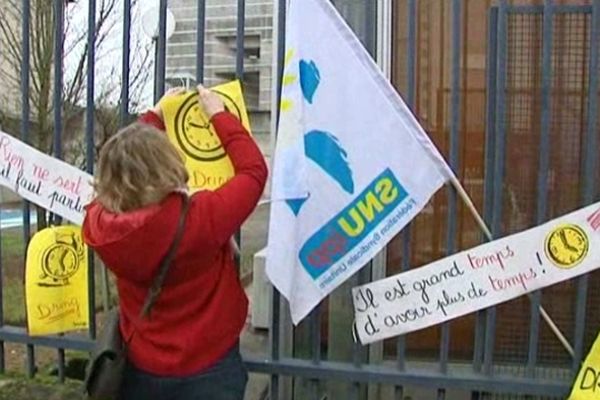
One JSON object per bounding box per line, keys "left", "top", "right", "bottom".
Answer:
{"left": 95, "top": 123, "right": 189, "bottom": 213}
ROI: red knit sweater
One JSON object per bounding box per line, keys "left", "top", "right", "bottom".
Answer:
{"left": 83, "top": 110, "right": 267, "bottom": 376}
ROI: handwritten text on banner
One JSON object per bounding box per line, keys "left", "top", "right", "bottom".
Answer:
{"left": 353, "top": 202, "right": 600, "bottom": 344}
{"left": 0, "top": 131, "right": 93, "bottom": 225}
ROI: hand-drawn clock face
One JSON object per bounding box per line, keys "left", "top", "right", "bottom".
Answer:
{"left": 545, "top": 224, "right": 589, "bottom": 269}
{"left": 173, "top": 90, "right": 244, "bottom": 162}
{"left": 42, "top": 243, "right": 79, "bottom": 282}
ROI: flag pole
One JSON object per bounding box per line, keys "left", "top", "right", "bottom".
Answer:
{"left": 448, "top": 175, "right": 575, "bottom": 357}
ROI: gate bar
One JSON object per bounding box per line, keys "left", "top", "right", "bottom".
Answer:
{"left": 236, "top": 0, "right": 245, "bottom": 80}
{"left": 46, "top": 0, "right": 67, "bottom": 380}
{"left": 86, "top": 0, "right": 97, "bottom": 340}
{"left": 120, "top": 0, "right": 131, "bottom": 126}
{"left": 395, "top": 1, "right": 417, "bottom": 398}
{"left": 155, "top": 0, "right": 167, "bottom": 101}
{"left": 233, "top": 0, "right": 245, "bottom": 272}
{"left": 245, "top": 357, "right": 570, "bottom": 396}
{"left": 269, "top": 0, "right": 287, "bottom": 398}
{"left": 196, "top": 0, "right": 206, "bottom": 84}
{"left": 18, "top": 0, "right": 32, "bottom": 378}
{"left": 53, "top": 0, "right": 64, "bottom": 162}
{"left": 507, "top": 5, "right": 592, "bottom": 14}
{"left": 573, "top": 0, "right": 600, "bottom": 370}
{"left": 526, "top": 0, "right": 555, "bottom": 378}
{"left": 476, "top": 5, "right": 499, "bottom": 375}
{"left": 437, "top": 2, "right": 462, "bottom": 397}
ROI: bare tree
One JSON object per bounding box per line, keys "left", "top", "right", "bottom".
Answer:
{"left": 0, "top": 0, "right": 152, "bottom": 228}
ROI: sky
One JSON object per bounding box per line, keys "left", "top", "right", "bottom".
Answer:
{"left": 68, "top": 0, "right": 160, "bottom": 110}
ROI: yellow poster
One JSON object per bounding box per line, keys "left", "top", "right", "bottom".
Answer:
{"left": 570, "top": 332, "right": 600, "bottom": 398}
{"left": 26, "top": 225, "right": 89, "bottom": 336}
{"left": 160, "top": 80, "right": 252, "bottom": 192}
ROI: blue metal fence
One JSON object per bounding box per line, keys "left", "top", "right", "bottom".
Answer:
{"left": 0, "top": 1, "right": 598, "bottom": 399}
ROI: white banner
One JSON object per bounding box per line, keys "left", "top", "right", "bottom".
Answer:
{"left": 0, "top": 131, "right": 93, "bottom": 225}
{"left": 353, "top": 202, "right": 600, "bottom": 344}
{"left": 266, "top": 0, "right": 453, "bottom": 324}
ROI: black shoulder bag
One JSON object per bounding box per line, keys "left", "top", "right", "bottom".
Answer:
{"left": 84, "top": 194, "right": 190, "bottom": 400}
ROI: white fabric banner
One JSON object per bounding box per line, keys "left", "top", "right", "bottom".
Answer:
{"left": 0, "top": 131, "right": 93, "bottom": 225}
{"left": 266, "top": 0, "right": 453, "bottom": 324}
{"left": 353, "top": 202, "right": 600, "bottom": 344}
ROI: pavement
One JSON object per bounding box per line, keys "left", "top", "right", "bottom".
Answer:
{"left": 241, "top": 283, "right": 270, "bottom": 400}
{"left": 239, "top": 132, "right": 272, "bottom": 400}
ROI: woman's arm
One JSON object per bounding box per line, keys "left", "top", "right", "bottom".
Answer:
{"left": 188, "top": 86, "right": 268, "bottom": 248}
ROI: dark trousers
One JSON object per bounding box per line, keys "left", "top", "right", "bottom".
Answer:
{"left": 119, "top": 345, "right": 248, "bottom": 400}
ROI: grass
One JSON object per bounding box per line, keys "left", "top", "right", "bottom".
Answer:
{"left": 0, "top": 373, "right": 84, "bottom": 400}
{"left": 1, "top": 227, "right": 27, "bottom": 325}
{"left": 1, "top": 228, "right": 26, "bottom": 260}
{"left": 3, "top": 281, "right": 25, "bottom": 325}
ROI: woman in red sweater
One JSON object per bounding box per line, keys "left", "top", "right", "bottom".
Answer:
{"left": 83, "top": 85, "right": 268, "bottom": 399}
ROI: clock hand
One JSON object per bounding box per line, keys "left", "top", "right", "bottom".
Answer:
{"left": 58, "top": 250, "right": 69, "bottom": 273}
{"left": 188, "top": 122, "right": 210, "bottom": 129}
{"left": 559, "top": 231, "right": 579, "bottom": 252}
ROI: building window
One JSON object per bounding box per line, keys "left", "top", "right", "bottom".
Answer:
{"left": 216, "top": 34, "right": 261, "bottom": 60}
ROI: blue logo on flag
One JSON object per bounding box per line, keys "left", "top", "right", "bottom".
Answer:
{"left": 299, "top": 60, "right": 321, "bottom": 104}
{"left": 299, "top": 168, "right": 408, "bottom": 279}
{"left": 285, "top": 59, "right": 355, "bottom": 216}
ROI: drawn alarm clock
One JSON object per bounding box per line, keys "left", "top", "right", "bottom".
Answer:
{"left": 40, "top": 232, "right": 84, "bottom": 286}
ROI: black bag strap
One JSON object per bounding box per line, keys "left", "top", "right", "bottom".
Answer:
{"left": 139, "top": 193, "right": 190, "bottom": 318}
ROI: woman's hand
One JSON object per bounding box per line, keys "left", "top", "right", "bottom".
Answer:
{"left": 152, "top": 87, "right": 186, "bottom": 120}
{"left": 197, "top": 84, "right": 225, "bottom": 119}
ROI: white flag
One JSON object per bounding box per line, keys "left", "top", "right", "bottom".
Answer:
{"left": 266, "top": 0, "right": 454, "bottom": 324}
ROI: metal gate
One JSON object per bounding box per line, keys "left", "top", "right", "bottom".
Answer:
{"left": 484, "top": 1, "right": 597, "bottom": 372}
{"left": 0, "top": 1, "right": 598, "bottom": 399}
{"left": 253, "top": 2, "right": 600, "bottom": 399}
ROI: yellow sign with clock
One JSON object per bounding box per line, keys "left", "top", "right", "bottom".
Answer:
{"left": 160, "top": 80, "right": 252, "bottom": 192}
{"left": 26, "top": 225, "right": 89, "bottom": 336}
{"left": 545, "top": 224, "right": 589, "bottom": 269}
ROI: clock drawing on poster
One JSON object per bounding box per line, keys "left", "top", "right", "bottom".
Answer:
{"left": 39, "top": 231, "right": 85, "bottom": 287}
{"left": 174, "top": 90, "right": 244, "bottom": 162}
{"left": 545, "top": 224, "right": 589, "bottom": 269}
